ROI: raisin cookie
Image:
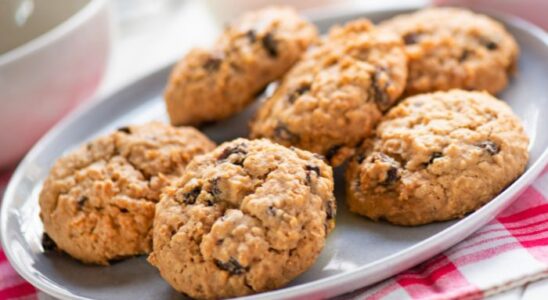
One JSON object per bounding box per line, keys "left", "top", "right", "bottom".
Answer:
{"left": 39, "top": 121, "right": 215, "bottom": 265}
{"left": 165, "top": 6, "right": 318, "bottom": 126}
{"left": 346, "top": 90, "right": 528, "bottom": 226}
{"left": 250, "top": 20, "right": 408, "bottom": 166}
{"left": 148, "top": 138, "right": 335, "bottom": 299}
{"left": 379, "top": 7, "right": 519, "bottom": 95}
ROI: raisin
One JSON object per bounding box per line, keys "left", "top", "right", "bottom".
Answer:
{"left": 77, "top": 195, "right": 88, "bottom": 209}
{"left": 203, "top": 57, "right": 222, "bottom": 72}
{"left": 267, "top": 206, "right": 277, "bottom": 216}
{"left": 427, "top": 152, "right": 443, "bottom": 165}
{"left": 459, "top": 49, "right": 470, "bottom": 62}
{"left": 480, "top": 37, "right": 498, "bottom": 50}
{"left": 274, "top": 123, "right": 299, "bottom": 144}
{"left": 181, "top": 186, "right": 201, "bottom": 205}
{"left": 216, "top": 239, "right": 224, "bottom": 245}
{"left": 120, "top": 208, "right": 128, "bottom": 213}
{"left": 382, "top": 166, "right": 399, "bottom": 186}
{"left": 356, "top": 154, "right": 366, "bottom": 164}
{"left": 246, "top": 29, "right": 256, "bottom": 43}
{"left": 287, "top": 85, "right": 310, "bottom": 103}
{"left": 305, "top": 165, "right": 320, "bottom": 184}
{"left": 403, "top": 32, "right": 419, "bottom": 45}
{"left": 214, "top": 257, "right": 247, "bottom": 275}
{"left": 42, "top": 233, "right": 57, "bottom": 251}
{"left": 117, "top": 126, "right": 131, "bottom": 134}
{"left": 477, "top": 141, "right": 500, "bottom": 155}
{"left": 325, "top": 145, "right": 342, "bottom": 163}
{"left": 305, "top": 165, "right": 320, "bottom": 176}
{"left": 218, "top": 146, "right": 247, "bottom": 160}
{"left": 209, "top": 178, "right": 222, "bottom": 198}
{"left": 262, "top": 33, "right": 278, "bottom": 57}
{"left": 371, "top": 68, "right": 390, "bottom": 110}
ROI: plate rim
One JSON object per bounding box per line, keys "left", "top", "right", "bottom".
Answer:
{"left": 2, "top": 6, "right": 548, "bottom": 300}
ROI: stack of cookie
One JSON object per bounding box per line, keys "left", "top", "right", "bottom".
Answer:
{"left": 38, "top": 5, "right": 529, "bottom": 299}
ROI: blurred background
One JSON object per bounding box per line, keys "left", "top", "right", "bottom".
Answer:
{"left": 0, "top": 0, "right": 546, "bottom": 170}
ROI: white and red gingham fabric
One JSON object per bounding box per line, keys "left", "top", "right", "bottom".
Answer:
{"left": 0, "top": 166, "right": 547, "bottom": 300}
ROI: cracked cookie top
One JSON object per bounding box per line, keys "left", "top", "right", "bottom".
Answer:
{"left": 345, "top": 90, "right": 529, "bottom": 225}
{"left": 148, "top": 138, "right": 335, "bottom": 299}
{"left": 250, "top": 19, "right": 408, "bottom": 166}
{"left": 379, "top": 7, "right": 519, "bottom": 95}
{"left": 39, "top": 121, "right": 215, "bottom": 265}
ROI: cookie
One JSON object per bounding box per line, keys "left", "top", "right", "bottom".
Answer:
{"left": 345, "top": 90, "right": 528, "bottom": 226}
{"left": 148, "top": 138, "right": 335, "bottom": 299}
{"left": 165, "top": 6, "right": 318, "bottom": 126}
{"left": 250, "top": 20, "right": 408, "bottom": 166}
{"left": 39, "top": 121, "right": 215, "bottom": 265}
{"left": 379, "top": 7, "right": 519, "bottom": 95}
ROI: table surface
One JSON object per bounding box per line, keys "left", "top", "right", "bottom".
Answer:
{"left": 33, "top": 0, "right": 546, "bottom": 299}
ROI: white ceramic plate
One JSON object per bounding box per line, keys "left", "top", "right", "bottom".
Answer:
{"left": 2, "top": 7, "right": 548, "bottom": 300}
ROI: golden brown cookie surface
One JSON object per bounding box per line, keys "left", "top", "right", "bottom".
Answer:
{"left": 165, "top": 6, "right": 318, "bottom": 125}
{"left": 346, "top": 90, "right": 528, "bottom": 225}
{"left": 39, "top": 121, "right": 215, "bottom": 265}
{"left": 250, "top": 20, "right": 408, "bottom": 166}
{"left": 379, "top": 7, "right": 519, "bottom": 95}
{"left": 148, "top": 138, "right": 335, "bottom": 299}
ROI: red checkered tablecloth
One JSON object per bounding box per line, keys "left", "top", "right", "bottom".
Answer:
{"left": 1, "top": 166, "right": 548, "bottom": 300}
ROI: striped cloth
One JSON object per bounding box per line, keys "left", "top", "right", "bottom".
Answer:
{"left": 0, "top": 166, "right": 547, "bottom": 300}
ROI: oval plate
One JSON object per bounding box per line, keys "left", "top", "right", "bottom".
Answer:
{"left": 2, "top": 7, "right": 548, "bottom": 300}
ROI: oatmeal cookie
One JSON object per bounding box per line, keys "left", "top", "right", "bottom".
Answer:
{"left": 379, "top": 7, "right": 519, "bottom": 95}
{"left": 346, "top": 90, "right": 528, "bottom": 225}
{"left": 165, "top": 6, "right": 318, "bottom": 125}
{"left": 148, "top": 138, "right": 335, "bottom": 299}
{"left": 250, "top": 19, "right": 408, "bottom": 166}
{"left": 39, "top": 121, "right": 215, "bottom": 265}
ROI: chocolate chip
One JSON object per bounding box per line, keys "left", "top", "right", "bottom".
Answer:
{"left": 117, "top": 126, "right": 131, "bottom": 134}
{"left": 77, "top": 195, "right": 88, "bottom": 209}
{"left": 428, "top": 152, "right": 443, "bottom": 165}
{"left": 218, "top": 146, "right": 247, "bottom": 166}
{"left": 203, "top": 57, "right": 222, "bottom": 72}
{"left": 403, "top": 32, "right": 419, "bottom": 45}
{"left": 120, "top": 208, "right": 128, "bottom": 213}
{"left": 262, "top": 32, "right": 278, "bottom": 57}
{"left": 214, "top": 257, "right": 247, "bottom": 275}
{"left": 41, "top": 233, "right": 57, "bottom": 251}
{"left": 182, "top": 186, "right": 201, "bottom": 205}
{"left": 274, "top": 123, "right": 299, "bottom": 144}
{"left": 371, "top": 68, "right": 390, "bottom": 110}
{"left": 459, "top": 49, "right": 470, "bottom": 62}
{"left": 287, "top": 85, "right": 310, "bottom": 103}
{"left": 477, "top": 141, "right": 500, "bottom": 155}
{"left": 246, "top": 29, "right": 256, "bottom": 43}
{"left": 325, "top": 145, "right": 342, "bottom": 163}
{"left": 480, "top": 37, "right": 498, "bottom": 50}
{"left": 382, "top": 166, "right": 399, "bottom": 186}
